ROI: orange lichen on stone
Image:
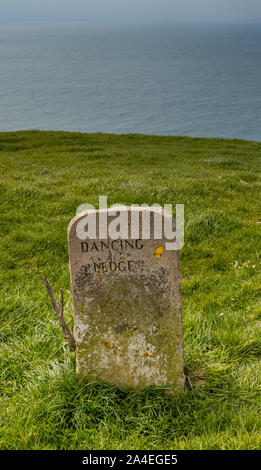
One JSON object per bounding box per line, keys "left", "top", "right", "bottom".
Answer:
{"left": 154, "top": 246, "right": 164, "bottom": 258}
{"left": 100, "top": 340, "right": 112, "bottom": 349}
{"left": 143, "top": 352, "right": 154, "bottom": 358}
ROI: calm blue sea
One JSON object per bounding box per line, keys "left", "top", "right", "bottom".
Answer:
{"left": 0, "top": 22, "right": 260, "bottom": 140}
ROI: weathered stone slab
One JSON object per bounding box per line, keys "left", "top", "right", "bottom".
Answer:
{"left": 68, "top": 206, "right": 185, "bottom": 394}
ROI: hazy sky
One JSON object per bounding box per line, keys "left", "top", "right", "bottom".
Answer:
{"left": 1, "top": 0, "right": 261, "bottom": 23}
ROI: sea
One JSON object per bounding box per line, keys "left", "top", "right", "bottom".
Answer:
{"left": 0, "top": 21, "right": 260, "bottom": 141}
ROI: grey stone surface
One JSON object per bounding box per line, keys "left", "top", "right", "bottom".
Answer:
{"left": 68, "top": 207, "right": 185, "bottom": 394}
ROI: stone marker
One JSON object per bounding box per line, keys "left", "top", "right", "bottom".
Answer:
{"left": 68, "top": 206, "right": 185, "bottom": 394}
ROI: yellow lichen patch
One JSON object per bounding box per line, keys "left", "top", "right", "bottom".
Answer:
{"left": 154, "top": 246, "right": 164, "bottom": 258}
{"left": 79, "top": 305, "right": 86, "bottom": 315}
{"left": 143, "top": 352, "right": 154, "bottom": 358}
{"left": 100, "top": 340, "right": 112, "bottom": 349}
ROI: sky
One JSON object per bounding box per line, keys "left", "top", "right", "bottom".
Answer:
{"left": 1, "top": 0, "right": 261, "bottom": 23}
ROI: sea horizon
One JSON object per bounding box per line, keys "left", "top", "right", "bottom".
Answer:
{"left": 0, "top": 21, "right": 260, "bottom": 141}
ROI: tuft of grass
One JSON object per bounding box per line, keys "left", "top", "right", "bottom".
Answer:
{"left": 0, "top": 131, "right": 260, "bottom": 450}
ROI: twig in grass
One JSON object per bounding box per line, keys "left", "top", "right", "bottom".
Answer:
{"left": 43, "top": 277, "right": 76, "bottom": 351}
{"left": 22, "top": 356, "right": 33, "bottom": 368}
{"left": 186, "top": 375, "right": 193, "bottom": 390}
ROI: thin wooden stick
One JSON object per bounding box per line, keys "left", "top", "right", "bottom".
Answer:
{"left": 43, "top": 277, "right": 76, "bottom": 351}
{"left": 22, "top": 356, "right": 33, "bottom": 368}
{"left": 186, "top": 375, "right": 193, "bottom": 390}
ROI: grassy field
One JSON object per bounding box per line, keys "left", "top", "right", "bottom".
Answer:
{"left": 0, "top": 130, "right": 260, "bottom": 450}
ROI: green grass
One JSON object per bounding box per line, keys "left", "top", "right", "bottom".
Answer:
{"left": 0, "top": 130, "right": 260, "bottom": 450}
